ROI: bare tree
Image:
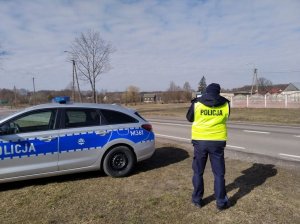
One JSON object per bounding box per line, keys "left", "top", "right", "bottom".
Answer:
{"left": 122, "top": 85, "right": 140, "bottom": 105}
{"left": 68, "top": 30, "right": 114, "bottom": 103}
{"left": 165, "top": 81, "right": 182, "bottom": 103}
{"left": 183, "top": 81, "right": 192, "bottom": 102}
{"left": 258, "top": 77, "right": 273, "bottom": 93}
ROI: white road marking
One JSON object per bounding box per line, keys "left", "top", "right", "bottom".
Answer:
{"left": 229, "top": 121, "right": 300, "bottom": 129}
{"left": 243, "top": 130, "right": 270, "bottom": 134}
{"left": 156, "top": 133, "right": 246, "bottom": 150}
{"left": 279, "top": 153, "right": 300, "bottom": 161}
{"left": 294, "top": 135, "right": 300, "bottom": 138}
{"left": 156, "top": 134, "right": 190, "bottom": 141}
{"left": 151, "top": 122, "right": 190, "bottom": 127}
{"left": 227, "top": 145, "right": 246, "bottom": 150}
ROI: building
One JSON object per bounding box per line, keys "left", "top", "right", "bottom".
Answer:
{"left": 282, "top": 82, "right": 300, "bottom": 101}
{"left": 282, "top": 82, "right": 300, "bottom": 92}
{"left": 143, "top": 93, "right": 157, "bottom": 103}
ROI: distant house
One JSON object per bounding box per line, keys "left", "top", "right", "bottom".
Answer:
{"left": 221, "top": 93, "right": 234, "bottom": 100}
{"left": 191, "top": 92, "right": 203, "bottom": 98}
{"left": 282, "top": 82, "right": 300, "bottom": 101}
{"left": 282, "top": 82, "right": 300, "bottom": 92}
{"left": 0, "top": 99, "right": 9, "bottom": 105}
{"left": 233, "top": 91, "right": 250, "bottom": 96}
{"left": 267, "top": 87, "right": 284, "bottom": 95}
{"left": 143, "top": 93, "right": 157, "bottom": 103}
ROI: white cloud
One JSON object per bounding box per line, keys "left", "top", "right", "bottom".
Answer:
{"left": 0, "top": 0, "right": 300, "bottom": 91}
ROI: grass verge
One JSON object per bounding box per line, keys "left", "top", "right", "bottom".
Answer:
{"left": 0, "top": 142, "right": 299, "bottom": 224}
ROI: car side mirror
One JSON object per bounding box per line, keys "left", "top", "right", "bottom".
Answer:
{"left": 0, "top": 124, "right": 10, "bottom": 135}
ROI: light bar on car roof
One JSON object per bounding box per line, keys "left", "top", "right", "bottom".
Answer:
{"left": 52, "top": 96, "right": 71, "bottom": 104}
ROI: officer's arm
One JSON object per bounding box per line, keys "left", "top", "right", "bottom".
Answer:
{"left": 186, "top": 103, "right": 194, "bottom": 122}
{"left": 228, "top": 101, "right": 231, "bottom": 118}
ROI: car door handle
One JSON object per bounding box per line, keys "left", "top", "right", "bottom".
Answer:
{"left": 39, "top": 136, "right": 54, "bottom": 142}
{"left": 96, "top": 131, "right": 108, "bottom": 136}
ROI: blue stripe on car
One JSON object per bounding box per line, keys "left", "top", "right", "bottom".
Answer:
{"left": 0, "top": 127, "right": 154, "bottom": 160}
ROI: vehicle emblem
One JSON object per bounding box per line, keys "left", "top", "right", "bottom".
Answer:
{"left": 78, "top": 138, "right": 85, "bottom": 145}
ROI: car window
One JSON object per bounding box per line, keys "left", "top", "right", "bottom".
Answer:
{"left": 134, "top": 111, "right": 147, "bottom": 121}
{"left": 0, "top": 109, "right": 57, "bottom": 135}
{"left": 64, "top": 108, "right": 101, "bottom": 128}
{"left": 100, "top": 109, "right": 138, "bottom": 125}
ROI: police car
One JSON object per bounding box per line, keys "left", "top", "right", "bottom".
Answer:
{"left": 0, "top": 97, "right": 155, "bottom": 183}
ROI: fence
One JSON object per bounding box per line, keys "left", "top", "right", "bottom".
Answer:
{"left": 228, "top": 94, "right": 300, "bottom": 108}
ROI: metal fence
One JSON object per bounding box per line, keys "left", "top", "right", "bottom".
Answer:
{"left": 229, "top": 94, "right": 300, "bottom": 108}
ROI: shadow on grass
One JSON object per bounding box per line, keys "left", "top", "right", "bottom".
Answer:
{"left": 0, "top": 147, "right": 189, "bottom": 191}
{"left": 203, "top": 163, "right": 278, "bottom": 207}
{"left": 134, "top": 146, "right": 190, "bottom": 174}
{"left": 0, "top": 170, "right": 103, "bottom": 192}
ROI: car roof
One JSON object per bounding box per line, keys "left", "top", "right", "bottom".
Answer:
{"left": 26, "top": 103, "right": 135, "bottom": 113}
{"left": 0, "top": 103, "right": 137, "bottom": 123}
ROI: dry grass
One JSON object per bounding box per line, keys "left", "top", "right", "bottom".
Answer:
{"left": 132, "top": 103, "right": 300, "bottom": 125}
{"left": 229, "top": 108, "right": 300, "bottom": 125}
{"left": 133, "top": 103, "right": 190, "bottom": 117}
{"left": 0, "top": 142, "right": 299, "bottom": 224}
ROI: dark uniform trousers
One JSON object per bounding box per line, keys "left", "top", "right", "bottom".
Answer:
{"left": 192, "top": 140, "right": 228, "bottom": 207}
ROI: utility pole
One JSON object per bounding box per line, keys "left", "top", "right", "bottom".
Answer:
{"left": 65, "top": 50, "right": 82, "bottom": 102}
{"left": 71, "top": 60, "right": 75, "bottom": 101}
{"left": 251, "top": 68, "right": 258, "bottom": 95}
{"left": 64, "top": 50, "right": 76, "bottom": 102}
{"left": 13, "top": 85, "right": 17, "bottom": 106}
{"left": 73, "top": 60, "right": 82, "bottom": 102}
{"left": 32, "top": 77, "right": 36, "bottom": 105}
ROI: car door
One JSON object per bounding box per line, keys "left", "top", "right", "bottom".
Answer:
{"left": 58, "top": 108, "right": 111, "bottom": 170}
{"left": 0, "top": 109, "right": 59, "bottom": 180}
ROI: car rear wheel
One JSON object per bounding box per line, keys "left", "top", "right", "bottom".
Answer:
{"left": 103, "top": 146, "right": 135, "bottom": 177}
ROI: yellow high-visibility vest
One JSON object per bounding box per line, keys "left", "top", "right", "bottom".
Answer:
{"left": 192, "top": 102, "right": 229, "bottom": 140}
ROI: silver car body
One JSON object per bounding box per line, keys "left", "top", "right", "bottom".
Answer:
{"left": 0, "top": 102, "right": 155, "bottom": 183}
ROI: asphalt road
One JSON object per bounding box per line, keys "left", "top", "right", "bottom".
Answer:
{"left": 1, "top": 109, "right": 299, "bottom": 162}
{"left": 149, "top": 118, "right": 300, "bottom": 162}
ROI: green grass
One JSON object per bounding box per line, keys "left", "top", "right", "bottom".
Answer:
{"left": 0, "top": 142, "right": 299, "bottom": 224}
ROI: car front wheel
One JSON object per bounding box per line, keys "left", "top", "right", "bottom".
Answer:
{"left": 103, "top": 146, "right": 135, "bottom": 177}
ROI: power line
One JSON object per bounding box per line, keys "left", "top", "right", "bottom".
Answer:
{"left": 261, "top": 70, "right": 300, "bottom": 73}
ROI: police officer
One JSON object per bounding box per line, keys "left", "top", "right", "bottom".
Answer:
{"left": 186, "top": 83, "right": 230, "bottom": 210}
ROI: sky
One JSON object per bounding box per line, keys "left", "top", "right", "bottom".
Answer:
{"left": 0, "top": 0, "right": 300, "bottom": 92}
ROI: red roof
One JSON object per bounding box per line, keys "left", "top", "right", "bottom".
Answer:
{"left": 268, "top": 87, "right": 283, "bottom": 94}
